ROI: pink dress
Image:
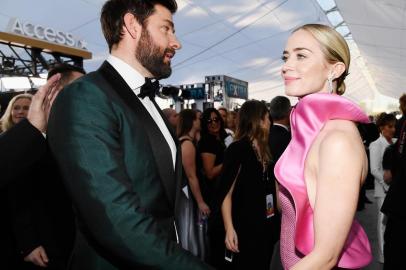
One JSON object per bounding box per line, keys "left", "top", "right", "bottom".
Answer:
{"left": 275, "top": 93, "right": 372, "bottom": 269}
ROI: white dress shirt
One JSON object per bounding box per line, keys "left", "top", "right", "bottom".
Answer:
{"left": 369, "top": 134, "right": 391, "bottom": 198}
{"left": 107, "top": 55, "right": 176, "bottom": 169}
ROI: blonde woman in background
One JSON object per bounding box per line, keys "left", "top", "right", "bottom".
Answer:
{"left": 0, "top": 94, "right": 32, "bottom": 133}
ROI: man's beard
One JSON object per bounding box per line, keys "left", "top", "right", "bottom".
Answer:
{"left": 136, "top": 29, "right": 174, "bottom": 80}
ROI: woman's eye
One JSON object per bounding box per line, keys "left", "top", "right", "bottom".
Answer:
{"left": 297, "top": 54, "right": 306, "bottom": 60}
{"left": 281, "top": 55, "right": 288, "bottom": 62}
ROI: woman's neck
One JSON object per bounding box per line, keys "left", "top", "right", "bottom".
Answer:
{"left": 187, "top": 130, "right": 196, "bottom": 140}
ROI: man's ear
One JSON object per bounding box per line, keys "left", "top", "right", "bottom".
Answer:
{"left": 123, "top": 13, "right": 141, "bottom": 39}
{"left": 331, "top": 62, "right": 346, "bottom": 80}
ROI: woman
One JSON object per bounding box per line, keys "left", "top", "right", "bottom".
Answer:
{"left": 219, "top": 100, "right": 279, "bottom": 269}
{"left": 177, "top": 109, "right": 210, "bottom": 261}
{"left": 178, "top": 109, "right": 211, "bottom": 217}
{"left": 275, "top": 24, "right": 372, "bottom": 269}
{"left": 369, "top": 112, "right": 396, "bottom": 263}
{"left": 197, "top": 108, "right": 227, "bottom": 269}
{"left": 0, "top": 94, "right": 32, "bottom": 132}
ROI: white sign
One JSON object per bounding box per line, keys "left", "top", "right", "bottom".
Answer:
{"left": 6, "top": 18, "right": 88, "bottom": 50}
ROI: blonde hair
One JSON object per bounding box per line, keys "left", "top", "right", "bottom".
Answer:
{"left": 294, "top": 24, "right": 350, "bottom": 95}
{"left": 0, "top": 93, "right": 33, "bottom": 132}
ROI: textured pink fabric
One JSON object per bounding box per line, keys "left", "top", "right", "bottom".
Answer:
{"left": 275, "top": 93, "right": 372, "bottom": 269}
{"left": 279, "top": 185, "right": 303, "bottom": 268}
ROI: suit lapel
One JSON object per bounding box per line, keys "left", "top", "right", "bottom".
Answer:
{"left": 95, "top": 61, "right": 176, "bottom": 207}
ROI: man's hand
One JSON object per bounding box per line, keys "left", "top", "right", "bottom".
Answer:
{"left": 27, "top": 74, "right": 61, "bottom": 133}
{"left": 24, "top": 245, "right": 49, "bottom": 267}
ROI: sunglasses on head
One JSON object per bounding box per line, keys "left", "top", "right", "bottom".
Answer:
{"left": 207, "top": 117, "right": 220, "bottom": 124}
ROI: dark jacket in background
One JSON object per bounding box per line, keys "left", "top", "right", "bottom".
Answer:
{"left": 269, "top": 124, "right": 291, "bottom": 162}
{"left": 0, "top": 119, "right": 47, "bottom": 269}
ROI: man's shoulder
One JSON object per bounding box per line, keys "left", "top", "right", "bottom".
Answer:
{"left": 270, "top": 125, "right": 289, "bottom": 138}
{"left": 58, "top": 70, "right": 109, "bottom": 100}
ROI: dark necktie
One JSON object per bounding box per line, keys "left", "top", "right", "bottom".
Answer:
{"left": 138, "top": 78, "right": 160, "bottom": 100}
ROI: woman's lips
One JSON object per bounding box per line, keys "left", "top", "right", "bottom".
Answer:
{"left": 284, "top": 76, "right": 299, "bottom": 85}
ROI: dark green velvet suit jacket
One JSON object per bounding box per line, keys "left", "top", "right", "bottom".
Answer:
{"left": 47, "top": 62, "right": 211, "bottom": 270}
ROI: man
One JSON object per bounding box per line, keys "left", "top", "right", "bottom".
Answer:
{"left": 0, "top": 74, "right": 61, "bottom": 269}
{"left": 381, "top": 117, "right": 406, "bottom": 269}
{"left": 47, "top": 1, "right": 211, "bottom": 269}
{"left": 6, "top": 64, "right": 85, "bottom": 270}
{"left": 162, "top": 107, "right": 178, "bottom": 130}
{"left": 268, "top": 96, "right": 291, "bottom": 161}
{"left": 268, "top": 96, "right": 291, "bottom": 270}
{"left": 395, "top": 93, "right": 406, "bottom": 138}
{"left": 0, "top": 64, "right": 84, "bottom": 269}
{"left": 218, "top": 107, "right": 228, "bottom": 124}
{"left": 218, "top": 107, "right": 233, "bottom": 146}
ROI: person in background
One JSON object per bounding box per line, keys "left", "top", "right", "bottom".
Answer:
{"left": 218, "top": 107, "right": 233, "bottom": 147}
{"left": 47, "top": 0, "right": 211, "bottom": 269}
{"left": 268, "top": 95, "right": 291, "bottom": 270}
{"left": 226, "top": 111, "right": 237, "bottom": 135}
{"left": 218, "top": 107, "right": 228, "bottom": 124}
{"left": 0, "top": 93, "right": 33, "bottom": 133}
{"left": 381, "top": 102, "right": 406, "bottom": 269}
{"left": 0, "top": 75, "right": 61, "bottom": 269}
{"left": 395, "top": 93, "right": 406, "bottom": 138}
{"left": 369, "top": 112, "right": 396, "bottom": 264}
{"left": 268, "top": 96, "right": 291, "bottom": 161}
{"left": 7, "top": 64, "right": 85, "bottom": 270}
{"left": 178, "top": 109, "right": 210, "bottom": 217}
{"left": 163, "top": 107, "right": 179, "bottom": 130}
{"left": 356, "top": 120, "right": 380, "bottom": 210}
{"left": 178, "top": 109, "right": 210, "bottom": 261}
{"left": 198, "top": 107, "right": 227, "bottom": 269}
{"left": 219, "top": 100, "right": 279, "bottom": 269}
{"left": 276, "top": 23, "right": 372, "bottom": 269}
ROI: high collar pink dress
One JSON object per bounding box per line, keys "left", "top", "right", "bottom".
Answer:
{"left": 275, "top": 93, "right": 372, "bottom": 269}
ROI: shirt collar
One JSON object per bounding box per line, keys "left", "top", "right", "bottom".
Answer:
{"left": 106, "top": 55, "right": 145, "bottom": 94}
{"left": 273, "top": 123, "right": 289, "bottom": 131}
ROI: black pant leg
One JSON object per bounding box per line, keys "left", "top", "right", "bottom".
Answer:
{"left": 384, "top": 217, "right": 406, "bottom": 270}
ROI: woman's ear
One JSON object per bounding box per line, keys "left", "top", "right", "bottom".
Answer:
{"left": 331, "top": 62, "right": 346, "bottom": 80}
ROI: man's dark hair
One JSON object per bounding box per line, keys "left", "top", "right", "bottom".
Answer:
{"left": 376, "top": 112, "right": 396, "bottom": 128}
{"left": 47, "top": 63, "right": 86, "bottom": 85}
{"left": 269, "top": 96, "right": 291, "bottom": 121}
{"left": 101, "top": 0, "right": 178, "bottom": 51}
{"left": 399, "top": 93, "right": 406, "bottom": 115}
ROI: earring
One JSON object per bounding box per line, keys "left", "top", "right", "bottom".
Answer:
{"left": 327, "top": 74, "right": 334, "bottom": 94}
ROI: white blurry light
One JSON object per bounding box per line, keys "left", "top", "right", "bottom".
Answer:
{"left": 1, "top": 77, "right": 31, "bottom": 90}
{"left": 30, "top": 77, "right": 46, "bottom": 88}
{"left": 39, "top": 73, "right": 48, "bottom": 79}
